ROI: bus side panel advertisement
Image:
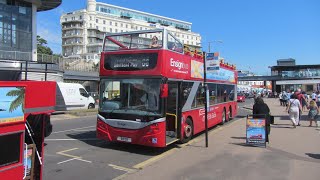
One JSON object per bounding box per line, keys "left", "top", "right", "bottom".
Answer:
{"left": 246, "top": 118, "right": 266, "bottom": 147}
{"left": 164, "top": 52, "right": 191, "bottom": 79}
{"left": 207, "top": 68, "right": 236, "bottom": 83}
{"left": 0, "top": 87, "right": 25, "bottom": 125}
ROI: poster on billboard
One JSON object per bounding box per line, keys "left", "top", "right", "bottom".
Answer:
{"left": 0, "top": 87, "right": 25, "bottom": 125}
{"left": 246, "top": 115, "right": 266, "bottom": 147}
{"left": 205, "top": 52, "right": 220, "bottom": 72}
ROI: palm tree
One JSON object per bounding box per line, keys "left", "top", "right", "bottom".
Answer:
{"left": 6, "top": 87, "right": 25, "bottom": 113}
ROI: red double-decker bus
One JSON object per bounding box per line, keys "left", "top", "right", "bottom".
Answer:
{"left": 97, "top": 29, "right": 237, "bottom": 147}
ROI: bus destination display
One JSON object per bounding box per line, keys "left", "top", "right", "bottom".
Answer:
{"left": 105, "top": 53, "right": 158, "bottom": 71}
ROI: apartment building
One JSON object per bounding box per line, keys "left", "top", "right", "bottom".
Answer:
{"left": 60, "top": 0, "right": 202, "bottom": 63}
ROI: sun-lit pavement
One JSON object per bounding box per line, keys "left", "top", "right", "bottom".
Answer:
{"left": 122, "top": 98, "right": 320, "bottom": 180}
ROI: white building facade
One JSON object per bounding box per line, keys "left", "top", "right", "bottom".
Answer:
{"left": 60, "top": 0, "right": 202, "bottom": 62}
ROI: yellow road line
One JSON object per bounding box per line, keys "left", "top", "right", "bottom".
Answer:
{"left": 109, "top": 164, "right": 136, "bottom": 173}
{"left": 57, "top": 148, "right": 78, "bottom": 154}
{"left": 57, "top": 148, "right": 81, "bottom": 159}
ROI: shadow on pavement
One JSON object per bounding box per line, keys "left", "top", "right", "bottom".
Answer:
{"left": 65, "top": 130, "right": 177, "bottom": 156}
{"left": 273, "top": 115, "right": 310, "bottom": 122}
{"left": 230, "top": 136, "right": 246, "bottom": 139}
{"left": 305, "top": 153, "right": 320, "bottom": 160}
{"left": 270, "top": 126, "right": 293, "bottom": 129}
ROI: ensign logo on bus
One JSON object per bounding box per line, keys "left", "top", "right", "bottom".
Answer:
{"left": 170, "top": 58, "right": 189, "bottom": 70}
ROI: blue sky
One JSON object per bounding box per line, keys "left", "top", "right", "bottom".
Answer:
{"left": 37, "top": 0, "right": 320, "bottom": 75}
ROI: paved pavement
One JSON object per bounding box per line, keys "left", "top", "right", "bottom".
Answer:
{"left": 121, "top": 98, "right": 320, "bottom": 180}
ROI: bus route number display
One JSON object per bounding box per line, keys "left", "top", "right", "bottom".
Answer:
{"left": 105, "top": 53, "right": 158, "bottom": 71}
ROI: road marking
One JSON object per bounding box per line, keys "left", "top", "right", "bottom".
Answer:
{"left": 110, "top": 164, "right": 137, "bottom": 180}
{"left": 76, "top": 158, "right": 92, "bottom": 163}
{"left": 56, "top": 148, "right": 92, "bottom": 164}
{"left": 52, "top": 125, "right": 95, "bottom": 134}
{"left": 57, "top": 148, "right": 81, "bottom": 159}
{"left": 109, "top": 164, "right": 136, "bottom": 173}
{"left": 57, "top": 158, "right": 78, "bottom": 164}
{"left": 45, "top": 138, "right": 100, "bottom": 141}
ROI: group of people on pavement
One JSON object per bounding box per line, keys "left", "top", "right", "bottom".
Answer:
{"left": 284, "top": 89, "right": 320, "bottom": 128}
{"left": 251, "top": 89, "right": 320, "bottom": 144}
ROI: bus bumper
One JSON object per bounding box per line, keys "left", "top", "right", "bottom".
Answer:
{"left": 96, "top": 119, "right": 166, "bottom": 147}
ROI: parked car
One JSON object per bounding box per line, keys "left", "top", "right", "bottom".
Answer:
{"left": 237, "top": 93, "right": 246, "bottom": 102}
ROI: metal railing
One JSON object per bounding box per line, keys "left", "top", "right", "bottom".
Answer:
{"left": 1, "top": 50, "right": 99, "bottom": 73}
{"left": 0, "top": 50, "right": 32, "bottom": 61}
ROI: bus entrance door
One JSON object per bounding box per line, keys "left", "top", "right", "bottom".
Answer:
{"left": 165, "top": 82, "right": 180, "bottom": 145}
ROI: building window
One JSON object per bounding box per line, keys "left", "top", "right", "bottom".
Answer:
{"left": 65, "top": 18, "right": 67, "bottom": 21}
{"left": 79, "top": 15, "right": 82, "bottom": 19}
{"left": 110, "top": 21, "right": 112, "bottom": 25}
{"left": 140, "top": 27, "right": 142, "bottom": 30}
{"left": 115, "top": 29, "right": 118, "bottom": 33}
{"left": 90, "top": 16, "right": 92, "bottom": 20}
{"left": 96, "top": 26, "right": 98, "bottom": 29}
{"left": 121, "top": 23, "right": 123, "bottom": 27}
{"left": 103, "top": 20, "right": 105, "bottom": 24}
{"left": 126, "top": 24, "right": 128, "bottom": 28}
{"left": 115, "top": 22, "right": 117, "bottom": 26}
{"left": 110, "top": 28, "right": 112, "bottom": 32}
{"left": 96, "top": 19, "right": 98, "bottom": 23}
{"left": 103, "top": 27, "right": 106, "bottom": 31}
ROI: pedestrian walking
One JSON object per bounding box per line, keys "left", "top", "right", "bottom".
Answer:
{"left": 316, "top": 91, "right": 320, "bottom": 107}
{"left": 286, "top": 94, "right": 302, "bottom": 128}
{"left": 307, "top": 100, "right": 319, "bottom": 127}
{"left": 301, "top": 91, "right": 308, "bottom": 111}
{"left": 253, "top": 97, "right": 271, "bottom": 142}
{"left": 279, "top": 92, "right": 284, "bottom": 106}
{"left": 311, "top": 91, "right": 317, "bottom": 101}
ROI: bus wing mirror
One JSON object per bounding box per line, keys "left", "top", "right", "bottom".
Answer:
{"left": 160, "top": 84, "right": 168, "bottom": 98}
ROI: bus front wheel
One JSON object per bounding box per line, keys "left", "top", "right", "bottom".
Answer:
{"left": 181, "top": 118, "right": 193, "bottom": 143}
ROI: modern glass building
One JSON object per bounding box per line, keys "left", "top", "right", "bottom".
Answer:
{"left": 0, "top": 0, "right": 62, "bottom": 82}
{"left": 271, "top": 59, "right": 320, "bottom": 93}
{"left": 0, "top": 0, "right": 61, "bottom": 61}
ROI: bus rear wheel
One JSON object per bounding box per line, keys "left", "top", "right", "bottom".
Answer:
{"left": 181, "top": 118, "right": 193, "bottom": 143}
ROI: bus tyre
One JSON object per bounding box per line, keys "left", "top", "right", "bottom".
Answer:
{"left": 181, "top": 118, "right": 193, "bottom": 143}
{"left": 220, "top": 109, "right": 226, "bottom": 125}
{"left": 88, "top": 103, "right": 95, "bottom": 109}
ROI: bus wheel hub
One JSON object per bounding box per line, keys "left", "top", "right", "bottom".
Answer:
{"left": 185, "top": 125, "right": 192, "bottom": 137}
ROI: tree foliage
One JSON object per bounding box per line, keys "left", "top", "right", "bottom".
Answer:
{"left": 37, "top": 35, "right": 53, "bottom": 55}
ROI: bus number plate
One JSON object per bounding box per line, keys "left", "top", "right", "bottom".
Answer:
{"left": 117, "top": 136, "right": 132, "bottom": 143}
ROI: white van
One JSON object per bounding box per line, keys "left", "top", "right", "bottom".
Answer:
{"left": 55, "top": 83, "right": 95, "bottom": 111}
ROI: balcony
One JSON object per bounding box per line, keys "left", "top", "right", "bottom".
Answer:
{"left": 62, "top": 24, "right": 83, "bottom": 30}
{"left": 120, "top": 12, "right": 132, "bottom": 19}
{"left": 87, "top": 42, "right": 103, "bottom": 47}
{"left": 159, "top": 20, "right": 170, "bottom": 26}
{"left": 147, "top": 18, "right": 157, "bottom": 24}
{"left": 175, "top": 24, "right": 191, "bottom": 31}
{"left": 62, "top": 41, "right": 83, "bottom": 46}
{"left": 62, "top": 33, "right": 83, "bottom": 38}
{"left": 61, "top": 19, "right": 83, "bottom": 25}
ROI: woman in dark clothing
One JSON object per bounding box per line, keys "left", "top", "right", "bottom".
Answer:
{"left": 253, "top": 97, "right": 271, "bottom": 142}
